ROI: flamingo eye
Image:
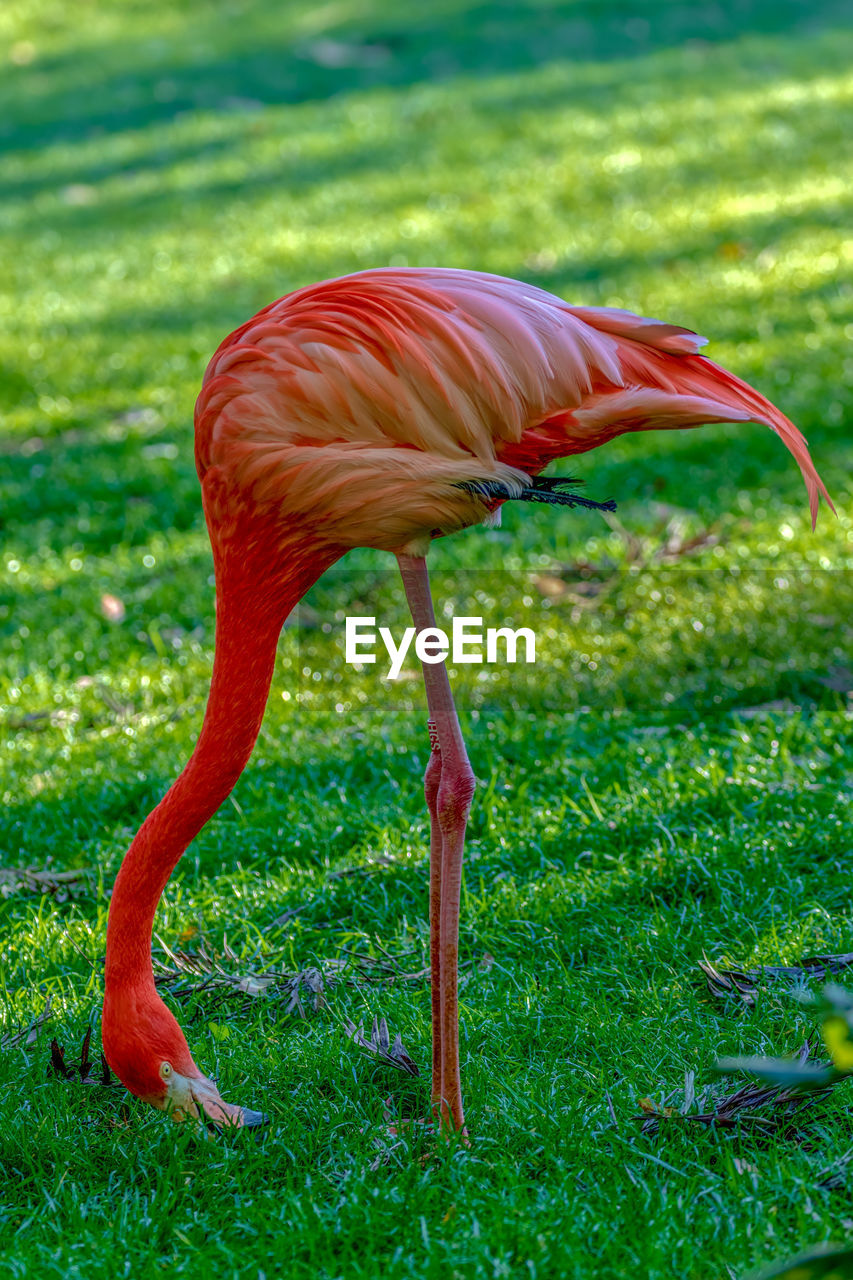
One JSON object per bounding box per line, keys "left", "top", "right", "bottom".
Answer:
{"left": 160, "top": 1062, "right": 173, "bottom": 1081}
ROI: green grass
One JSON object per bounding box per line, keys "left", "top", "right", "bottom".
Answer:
{"left": 1, "top": 1, "right": 852, "bottom": 1276}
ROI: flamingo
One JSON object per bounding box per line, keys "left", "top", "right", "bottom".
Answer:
{"left": 101, "top": 267, "right": 832, "bottom": 1132}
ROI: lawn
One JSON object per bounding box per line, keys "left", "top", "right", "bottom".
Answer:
{"left": 1, "top": 1, "right": 853, "bottom": 1276}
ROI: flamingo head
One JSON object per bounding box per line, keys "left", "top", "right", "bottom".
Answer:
{"left": 102, "top": 987, "right": 267, "bottom": 1128}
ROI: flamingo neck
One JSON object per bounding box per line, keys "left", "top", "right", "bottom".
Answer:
{"left": 104, "top": 535, "right": 338, "bottom": 993}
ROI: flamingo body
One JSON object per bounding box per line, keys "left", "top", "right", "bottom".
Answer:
{"left": 102, "top": 268, "right": 832, "bottom": 1127}
{"left": 195, "top": 268, "right": 830, "bottom": 554}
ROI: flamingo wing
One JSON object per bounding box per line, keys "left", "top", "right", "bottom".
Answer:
{"left": 195, "top": 269, "right": 832, "bottom": 551}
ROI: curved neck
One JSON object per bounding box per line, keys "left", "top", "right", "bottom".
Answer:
{"left": 105, "top": 535, "right": 338, "bottom": 990}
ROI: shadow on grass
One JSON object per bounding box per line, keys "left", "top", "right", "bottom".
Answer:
{"left": 7, "top": 14, "right": 853, "bottom": 238}
{"left": 37, "top": 187, "right": 852, "bottom": 352}
{"left": 1, "top": 559, "right": 849, "bottom": 874}
{"left": 6, "top": 0, "right": 852, "bottom": 156}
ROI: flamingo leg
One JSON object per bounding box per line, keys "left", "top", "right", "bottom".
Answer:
{"left": 424, "top": 719, "right": 444, "bottom": 1112}
{"left": 397, "top": 553, "right": 475, "bottom": 1133}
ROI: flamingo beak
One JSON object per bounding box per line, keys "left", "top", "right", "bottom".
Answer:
{"left": 155, "top": 1070, "right": 269, "bottom": 1129}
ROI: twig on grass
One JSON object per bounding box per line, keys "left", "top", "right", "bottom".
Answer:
{"left": 700, "top": 952, "right": 853, "bottom": 1006}
{"left": 152, "top": 935, "right": 346, "bottom": 1017}
{"left": 264, "top": 902, "right": 311, "bottom": 931}
{"left": 0, "top": 866, "right": 92, "bottom": 903}
{"left": 337, "top": 945, "right": 430, "bottom": 983}
{"left": 817, "top": 1147, "right": 853, "bottom": 1191}
{"left": 637, "top": 1045, "right": 831, "bottom": 1138}
{"left": 328, "top": 854, "right": 398, "bottom": 880}
{"left": 150, "top": 931, "right": 431, "bottom": 1027}
{"left": 1, "top": 998, "right": 54, "bottom": 1050}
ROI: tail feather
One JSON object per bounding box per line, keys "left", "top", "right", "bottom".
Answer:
{"left": 691, "top": 358, "right": 835, "bottom": 531}
{"left": 567, "top": 305, "right": 710, "bottom": 356}
{"left": 560, "top": 302, "right": 833, "bottom": 530}
{"left": 568, "top": 356, "right": 833, "bottom": 531}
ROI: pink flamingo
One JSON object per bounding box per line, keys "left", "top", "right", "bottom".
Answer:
{"left": 102, "top": 267, "right": 832, "bottom": 1132}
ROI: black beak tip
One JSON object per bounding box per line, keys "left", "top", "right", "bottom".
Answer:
{"left": 240, "top": 1107, "right": 270, "bottom": 1129}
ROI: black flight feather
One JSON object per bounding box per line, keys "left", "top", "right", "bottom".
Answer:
{"left": 458, "top": 476, "right": 616, "bottom": 513}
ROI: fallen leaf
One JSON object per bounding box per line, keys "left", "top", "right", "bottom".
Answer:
{"left": 287, "top": 966, "right": 328, "bottom": 1015}
{"left": 300, "top": 38, "right": 390, "bottom": 68}
{"left": 48, "top": 1029, "right": 112, "bottom": 1086}
{"left": 344, "top": 1015, "right": 420, "bottom": 1077}
{"left": 639, "top": 1043, "right": 830, "bottom": 1137}
{"left": 100, "top": 594, "right": 126, "bottom": 622}
{"left": 533, "top": 574, "right": 570, "bottom": 599}
{"left": 700, "top": 952, "right": 853, "bottom": 1007}
{"left": 10, "top": 40, "right": 36, "bottom": 65}
{"left": 638, "top": 1096, "right": 673, "bottom": 1117}
{"left": 681, "top": 1069, "right": 696, "bottom": 1115}
{"left": 237, "top": 975, "right": 276, "bottom": 997}
{"left": 61, "top": 183, "right": 97, "bottom": 206}
{"left": 50, "top": 1038, "right": 71, "bottom": 1079}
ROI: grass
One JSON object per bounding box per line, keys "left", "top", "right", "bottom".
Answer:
{"left": 1, "top": 0, "right": 852, "bottom": 1276}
